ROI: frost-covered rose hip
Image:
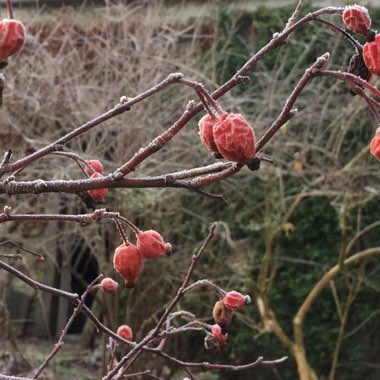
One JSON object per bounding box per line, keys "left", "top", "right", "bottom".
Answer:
{"left": 87, "top": 172, "right": 108, "bottom": 202}
{"left": 211, "top": 324, "right": 228, "bottom": 344}
{"left": 213, "top": 113, "right": 256, "bottom": 164}
{"left": 113, "top": 243, "right": 143, "bottom": 287}
{"left": 223, "top": 291, "right": 251, "bottom": 310}
{"left": 136, "top": 230, "right": 171, "bottom": 259}
{"left": 370, "top": 128, "right": 380, "bottom": 160}
{"left": 363, "top": 34, "right": 380, "bottom": 76}
{"left": 0, "top": 19, "right": 25, "bottom": 60}
{"left": 117, "top": 324, "right": 133, "bottom": 341}
{"left": 342, "top": 5, "right": 371, "bottom": 35}
{"left": 85, "top": 159, "right": 104, "bottom": 176}
{"left": 198, "top": 114, "right": 223, "bottom": 156}
{"left": 100, "top": 277, "right": 119, "bottom": 293}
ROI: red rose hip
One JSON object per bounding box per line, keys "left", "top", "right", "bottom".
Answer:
{"left": 198, "top": 114, "right": 222, "bottom": 155}
{"left": 87, "top": 172, "right": 108, "bottom": 202}
{"left": 223, "top": 291, "right": 251, "bottom": 310}
{"left": 137, "top": 230, "right": 171, "bottom": 259}
{"left": 213, "top": 113, "right": 256, "bottom": 164}
{"left": 0, "top": 19, "right": 25, "bottom": 60}
{"left": 211, "top": 324, "right": 228, "bottom": 344}
{"left": 100, "top": 277, "right": 119, "bottom": 293}
{"left": 113, "top": 243, "right": 143, "bottom": 286}
{"left": 85, "top": 159, "right": 104, "bottom": 176}
{"left": 363, "top": 34, "right": 380, "bottom": 76}
{"left": 342, "top": 5, "right": 371, "bottom": 36}
{"left": 117, "top": 324, "right": 133, "bottom": 341}
{"left": 370, "top": 128, "right": 380, "bottom": 160}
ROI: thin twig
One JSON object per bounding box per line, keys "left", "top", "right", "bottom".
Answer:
{"left": 51, "top": 151, "right": 90, "bottom": 175}
{"left": 256, "top": 53, "right": 330, "bottom": 151}
{"left": 165, "top": 162, "right": 232, "bottom": 180}
{"left": 183, "top": 367, "right": 196, "bottom": 380}
{"left": 0, "top": 210, "right": 142, "bottom": 242}
{"left": 144, "top": 350, "right": 288, "bottom": 371}
{"left": 0, "top": 73, "right": 184, "bottom": 176}
{"left": 293, "top": 248, "right": 380, "bottom": 355}
{"left": 192, "top": 188, "right": 228, "bottom": 205}
{"left": 0, "top": 260, "right": 78, "bottom": 300}
{"left": 182, "top": 278, "right": 226, "bottom": 298}
{"left": 109, "top": 7, "right": 344, "bottom": 179}
{"left": 353, "top": 86, "right": 380, "bottom": 123}
{"left": 113, "top": 219, "right": 129, "bottom": 245}
{"left": 0, "top": 240, "right": 44, "bottom": 260}
{"left": 0, "top": 253, "right": 22, "bottom": 259}
{"left": 116, "top": 215, "right": 141, "bottom": 237}
{"left": 6, "top": 0, "right": 14, "bottom": 19}
{"left": 285, "top": 0, "right": 305, "bottom": 30}
{"left": 345, "top": 221, "right": 380, "bottom": 255}
{"left": 179, "top": 78, "right": 225, "bottom": 116}
{"left": 0, "top": 259, "right": 137, "bottom": 349}
{"left": 123, "top": 370, "right": 160, "bottom": 379}
{"left": 32, "top": 275, "right": 102, "bottom": 379}
{"left": 0, "top": 149, "right": 12, "bottom": 171}
{"left": 313, "top": 18, "right": 362, "bottom": 51}
{"left": 318, "top": 70, "right": 380, "bottom": 98}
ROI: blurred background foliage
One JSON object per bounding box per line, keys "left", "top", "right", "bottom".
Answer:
{"left": 0, "top": 1, "right": 379, "bottom": 379}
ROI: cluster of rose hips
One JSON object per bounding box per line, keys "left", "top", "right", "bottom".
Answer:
{"left": 83, "top": 163, "right": 172, "bottom": 286}
{"left": 343, "top": 5, "right": 380, "bottom": 76}
{"left": 196, "top": 5, "right": 380, "bottom": 164}
{"left": 342, "top": 5, "right": 380, "bottom": 160}
{"left": 199, "top": 112, "right": 256, "bottom": 165}
{"left": 197, "top": 86, "right": 257, "bottom": 169}
{"left": 205, "top": 290, "right": 251, "bottom": 351}
{"left": 113, "top": 228, "right": 171, "bottom": 287}
{"left": 98, "top": 229, "right": 171, "bottom": 342}
{"left": 100, "top": 251, "right": 251, "bottom": 351}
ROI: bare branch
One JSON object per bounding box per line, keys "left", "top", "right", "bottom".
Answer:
{"left": 32, "top": 276, "right": 102, "bottom": 379}
{"left": 0, "top": 260, "right": 78, "bottom": 301}
{"left": 0, "top": 73, "right": 184, "bottom": 176}
{"left": 293, "top": 248, "right": 380, "bottom": 350}
{"left": 318, "top": 70, "right": 380, "bottom": 99}
{"left": 143, "top": 350, "right": 288, "bottom": 371}
{"left": 256, "top": 53, "right": 330, "bottom": 151}
{"left": 285, "top": 0, "right": 305, "bottom": 30}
